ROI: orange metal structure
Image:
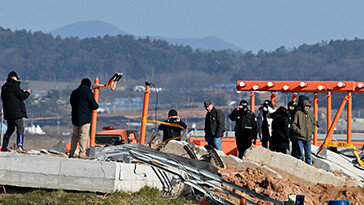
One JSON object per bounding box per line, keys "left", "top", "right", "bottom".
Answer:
{"left": 236, "top": 80, "right": 364, "bottom": 149}
{"left": 250, "top": 92, "right": 255, "bottom": 113}
{"left": 139, "top": 82, "right": 151, "bottom": 145}
{"left": 327, "top": 91, "right": 332, "bottom": 133}
{"left": 270, "top": 91, "right": 276, "bottom": 105}
{"left": 89, "top": 73, "right": 123, "bottom": 147}
{"left": 313, "top": 92, "right": 319, "bottom": 145}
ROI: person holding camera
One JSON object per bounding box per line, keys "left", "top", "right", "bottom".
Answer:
{"left": 258, "top": 100, "right": 275, "bottom": 149}
{"left": 158, "top": 109, "right": 187, "bottom": 142}
{"left": 229, "top": 100, "right": 257, "bottom": 158}
{"left": 1, "top": 71, "right": 30, "bottom": 152}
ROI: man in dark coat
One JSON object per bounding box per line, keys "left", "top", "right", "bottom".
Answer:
{"left": 158, "top": 109, "right": 187, "bottom": 142}
{"left": 1, "top": 71, "right": 30, "bottom": 152}
{"left": 69, "top": 78, "right": 99, "bottom": 158}
{"left": 204, "top": 100, "right": 225, "bottom": 150}
{"left": 229, "top": 100, "right": 257, "bottom": 158}
{"left": 287, "top": 101, "right": 298, "bottom": 158}
{"left": 270, "top": 106, "right": 290, "bottom": 154}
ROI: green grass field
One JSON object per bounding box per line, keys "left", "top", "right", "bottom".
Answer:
{"left": 0, "top": 186, "right": 195, "bottom": 205}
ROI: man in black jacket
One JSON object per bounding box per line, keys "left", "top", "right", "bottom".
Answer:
{"left": 158, "top": 109, "right": 187, "bottom": 142}
{"left": 229, "top": 100, "right": 257, "bottom": 158}
{"left": 1, "top": 71, "right": 30, "bottom": 152}
{"left": 69, "top": 78, "right": 99, "bottom": 158}
{"left": 204, "top": 100, "right": 225, "bottom": 150}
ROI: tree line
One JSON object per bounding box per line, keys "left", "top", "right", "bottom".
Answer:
{"left": 0, "top": 27, "right": 364, "bottom": 109}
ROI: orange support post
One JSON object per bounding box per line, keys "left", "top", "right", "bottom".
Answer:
{"left": 313, "top": 93, "right": 318, "bottom": 145}
{"left": 140, "top": 82, "right": 151, "bottom": 145}
{"left": 327, "top": 91, "right": 332, "bottom": 133}
{"left": 318, "top": 96, "right": 348, "bottom": 153}
{"left": 240, "top": 198, "right": 247, "bottom": 205}
{"left": 271, "top": 91, "right": 276, "bottom": 105}
{"left": 90, "top": 78, "right": 100, "bottom": 147}
{"left": 292, "top": 92, "right": 297, "bottom": 103}
{"left": 250, "top": 92, "right": 255, "bottom": 113}
{"left": 347, "top": 92, "right": 352, "bottom": 143}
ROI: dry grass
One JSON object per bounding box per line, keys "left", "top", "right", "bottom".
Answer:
{"left": 0, "top": 186, "right": 195, "bottom": 205}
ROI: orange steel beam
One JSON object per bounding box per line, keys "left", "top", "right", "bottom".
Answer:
{"left": 327, "top": 91, "right": 332, "bottom": 133}
{"left": 313, "top": 93, "right": 318, "bottom": 145}
{"left": 236, "top": 81, "right": 358, "bottom": 93}
{"left": 250, "top": 92, "right": 255, "bottom": 113}
{"left": 318, "top": 95, "right": 348, "bottom": 154}
{"left": 270, "top": 91, "right": 276, "bottom": 105}
{"left": 347, "top": 92, "right": 352, "bottom": 143}
{"left": 140, "top": 82, "right": 151, "bottom": 145}
{"left": 292, "top": 92, "right": 297, "bottom": 103}
{"left": 90, "top": 78, "right": 100, "bottom": 147}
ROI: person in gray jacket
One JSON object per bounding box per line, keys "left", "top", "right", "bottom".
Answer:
{"left": 291, "top": 100, "right": 317, "bottom": 165}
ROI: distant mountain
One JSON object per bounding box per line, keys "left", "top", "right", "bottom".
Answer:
{"left": 50, "top": 20, "right": 127, "bottom": 39}
{"left": 152, "top": 36, "right": 244, "bottom": 51}
{"left": 50, "top": 20, "right": 243, "bottom": 51}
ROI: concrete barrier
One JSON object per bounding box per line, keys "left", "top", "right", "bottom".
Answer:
{"left": 0, "top": 152, "right": 181, "bottom": 193}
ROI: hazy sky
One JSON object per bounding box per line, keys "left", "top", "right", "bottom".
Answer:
{"left": 0, "top": 0, "right": 363, "bottom": 52}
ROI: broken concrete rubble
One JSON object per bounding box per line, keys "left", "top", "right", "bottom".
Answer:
{"left": 160, "top": 140, "right": 363, "bottom": 187}
{"left": 160, "top": 141, "right": 282, "bottom": 179}
{"left": 1, "top": 140, "right": 362, "bottom": 204}
{"left": 88, "top": 144, "right": 284, "bottom": 204}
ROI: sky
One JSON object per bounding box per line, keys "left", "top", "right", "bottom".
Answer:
{"left": 0, "top": 0, "right": 363, "bottom": 52}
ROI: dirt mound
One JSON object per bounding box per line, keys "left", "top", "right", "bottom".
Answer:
{"left": 219, "top": 165, "right": 364, "bottom": 205}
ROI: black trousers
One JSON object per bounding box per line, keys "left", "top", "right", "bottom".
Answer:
{"left": 236, "top": 136, "right": 252, "bottom": 159}
{"left": 270, "top": 146, "right": 287, "bottom": 154}
{"left": 5, "top": 118, "right": 24, "bottom": 136}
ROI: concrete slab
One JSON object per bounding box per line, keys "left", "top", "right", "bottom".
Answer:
{"left": 0, "top": 151, "right": 183, "bottom": 193}
{"left": 311, "top": 145, "right": 364, "bottom": 182}
{"left": 244, "top": 146, "right": 363, "bottom": 187}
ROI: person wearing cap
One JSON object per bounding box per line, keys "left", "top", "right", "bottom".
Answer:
{"left": 258, "top": 100, "right": 275, "bottom": 149}
{"left": 158, "top": 109, "right": 187, "bottom": 142}
{"left": 287, "top": 101, "right": 298, "bottom": 158}
{"left": 229, "top": 100, "right": 257, "bottom": 158}
{"left": 1, "top": 71, "right": 31, "bottom": 152}
{"left": 69, "top": 78, "right": 99, "bottom": 159}
{"left": 204, "top": 100, "right": 225, "bottom": 150}
{"left": 291, "top": 99, "right": 317, "bottom": 165}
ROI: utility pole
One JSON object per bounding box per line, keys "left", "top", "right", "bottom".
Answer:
{"left": 57, "top": 115, "right": 60, "bottom": 136}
